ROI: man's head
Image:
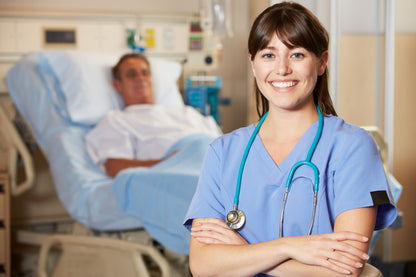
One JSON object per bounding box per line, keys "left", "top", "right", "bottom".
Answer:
{"left": 112, "top": 53, "right": 154, "bottom": 106}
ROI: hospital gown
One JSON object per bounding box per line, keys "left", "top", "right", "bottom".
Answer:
{"left": 86, "top": 104, "right": 222, "bottom": 171}
{"left": 184, "top": 115, "right": 397, "bottom": 276}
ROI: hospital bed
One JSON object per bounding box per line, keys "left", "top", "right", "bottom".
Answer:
{"left": 3, "top": 49, "right": 217, "bottom": 276}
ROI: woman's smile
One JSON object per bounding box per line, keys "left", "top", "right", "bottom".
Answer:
{"left": 270, "top": 80, "right": 298, "bottom": 89}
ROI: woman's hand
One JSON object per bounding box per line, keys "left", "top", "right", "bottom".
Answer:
{"left": 282, "top": 231, "right": 370, "bottom": 275}
{"left": 191, "top": 218, "right": 248, "bottom": 245}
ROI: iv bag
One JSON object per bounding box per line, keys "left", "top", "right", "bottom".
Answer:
{"left": 201, "top": 0, "right": 233, "bottom": 38}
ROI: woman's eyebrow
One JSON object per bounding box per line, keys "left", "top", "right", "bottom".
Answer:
{"left": 262, "top": 46, "right": 276, "bottom": 51}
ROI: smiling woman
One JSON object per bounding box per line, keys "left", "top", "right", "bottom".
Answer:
{"left": 183, "top": 2, "right": 397, "bottom": 277}
{"left": 248, "top": 1, "right": 334, "bottom": 119}
{"left": 249, "top": 36, "right": 328, "bottom": 114}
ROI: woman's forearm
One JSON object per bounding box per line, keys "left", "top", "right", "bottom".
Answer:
{"left": 190, "top": 236, "right": 367, "bottom": 277}
{"left": 189, "top": 218, "right": 369, "bottom": 277}
{"left": 189, "top": 237, "right": 291, "bottom": 277}
{"left": 266, "top": 258, "right": 364, "bottom": 277}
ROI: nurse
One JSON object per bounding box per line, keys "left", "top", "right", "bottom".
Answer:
{"left": 184, "top": 2, "right": 397, "bottom": 277}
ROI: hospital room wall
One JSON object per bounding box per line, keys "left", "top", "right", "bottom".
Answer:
{"left": 390, "top": 33, "right": 416, "bottom": 262}
{"left": 324, "top": 2, "right": 416, "bottom": 262}
{"left": 338, "top": 33, "right": 416, "bottom": 263}
{"left": 0, "top": 0, "right": 200, "bottom": 15}
{"left": 250, "top": 0, "right": 416, "bottom": 262}
{"left": 0, "top": 0, "right": 251, "bottom": 133}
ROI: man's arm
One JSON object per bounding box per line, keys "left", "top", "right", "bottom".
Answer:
{"left": 104, "top": 150, "right": 179, "bottom": 177}
{"left": 104, "top": 158, "right": 162, "bottom": 177}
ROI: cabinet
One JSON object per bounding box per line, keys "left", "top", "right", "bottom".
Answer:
{"left": 0, "top": 165, "right": 10, "bottom": 277}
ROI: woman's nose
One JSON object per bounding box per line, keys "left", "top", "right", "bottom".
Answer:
{"left": 275, "top": 59, "right": 291, "bottom": 75}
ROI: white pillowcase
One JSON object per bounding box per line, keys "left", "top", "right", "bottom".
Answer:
{"left": 37, "top": 50, "right": 184, "bottom": 125}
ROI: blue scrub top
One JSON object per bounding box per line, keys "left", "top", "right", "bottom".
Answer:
{"left": 184, "top": 115, "right": 397, "bottom": 249}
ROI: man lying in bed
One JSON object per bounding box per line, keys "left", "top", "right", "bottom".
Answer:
{"left": 86, "top": 53, "right": 222, "bottom": 177}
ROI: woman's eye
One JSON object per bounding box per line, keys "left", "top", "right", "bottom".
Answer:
{"left": 262, "top": 53, "right": 274, "bottom": 59}
{"left": 291, "top": 53, "right": 305, "bottom": 59}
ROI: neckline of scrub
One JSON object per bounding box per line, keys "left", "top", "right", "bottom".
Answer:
{"left": 250, "top": 118, "right": 322, "bottom": 176}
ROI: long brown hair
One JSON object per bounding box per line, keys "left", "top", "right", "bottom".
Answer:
{"left": 248, "top": 2, "right": 337, "bottom": 118}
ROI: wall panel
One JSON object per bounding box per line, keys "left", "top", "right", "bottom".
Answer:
{"left": 391, "top": 34, "right": 416, "bottom": 261}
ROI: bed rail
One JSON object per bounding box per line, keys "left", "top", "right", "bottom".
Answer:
{"left": 38, "top": 234, "right": 171, "bottom": 277}
{"left": 0, "top": 104, "right": 35, "bottom": 195}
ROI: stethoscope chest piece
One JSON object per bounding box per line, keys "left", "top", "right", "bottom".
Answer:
{"left": 226, "top": 209, "right": 246, "bottom": 229}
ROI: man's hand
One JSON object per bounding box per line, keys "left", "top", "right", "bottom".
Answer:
{"left": 104, "top": 150, "right": 179, "bottom": 177}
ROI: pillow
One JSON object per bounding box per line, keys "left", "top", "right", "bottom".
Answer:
{"left": 37, "top": 50, "right": 184, "bottom": 125}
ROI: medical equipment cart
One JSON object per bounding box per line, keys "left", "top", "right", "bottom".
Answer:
{"left": 185, "top": 76, "right": 222, "bottom": 124}
{"left": 0, "top": 165, "right": 10, "bottom": 277}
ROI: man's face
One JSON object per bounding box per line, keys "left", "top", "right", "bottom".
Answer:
{"left": 113, "top": 57, "right": 154, "bottom": 106}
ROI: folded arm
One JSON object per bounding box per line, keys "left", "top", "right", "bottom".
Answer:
{"left": 189, "top": 207, "right": 375, "bottom": 277}
{"left": 266, "top": 207, "right": 376, "bottom": 277}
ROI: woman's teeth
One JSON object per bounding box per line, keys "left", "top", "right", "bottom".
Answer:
{"left": 271, "top": 81, "right": 296, "bottom": 88}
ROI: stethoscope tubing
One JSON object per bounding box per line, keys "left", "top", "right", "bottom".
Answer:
{"left": 230, "top": 106, "right": 323, "bottom": 236}
{"left": 285, "top": 160, "right": 319, "bottom": 191}
{"left": 279, "top": 107, "right": 323, "bottom": 237}
{"left": 233, "top": 111, "right": 268, "bottom": 209}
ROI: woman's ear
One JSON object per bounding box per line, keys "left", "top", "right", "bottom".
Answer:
{"left": 318, "top": 51, "right": 329, "bottom": 76}
{"left": 249, "top": 54, "right": 256, "bottom": 78}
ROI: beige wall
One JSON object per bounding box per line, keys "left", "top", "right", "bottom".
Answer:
{"left": 338, "top": 34, "right": 416, "bottom": 261}
{"left": 338, "top": 35, "right": 384, "bottom": 126}
{"left": 0, "top": 0, "right": 199, "bottom": 15}
{"left": 247, "top": 0, "right": 269, "bottom": 124}
{"left": 215, "top": 1, "right": 250, "bottom": 132}
{"left": 391, "top": 34, "right": 416, "bottom": 261}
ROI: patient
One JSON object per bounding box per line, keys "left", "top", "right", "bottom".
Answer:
{"left": 86, "top": 53, "right": 221, "bottom": 177}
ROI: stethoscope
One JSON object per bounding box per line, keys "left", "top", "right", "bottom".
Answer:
{"left": 226, "top": 106, "right": 323, "bottom": 238}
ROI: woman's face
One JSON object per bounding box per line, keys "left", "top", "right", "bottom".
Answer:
{"left": 250, "top": 34, "right": 328, "bottom": 112}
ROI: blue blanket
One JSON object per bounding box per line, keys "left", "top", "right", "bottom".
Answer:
{"left": 113, "top": 133, "right": 215, "bottom": 255}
